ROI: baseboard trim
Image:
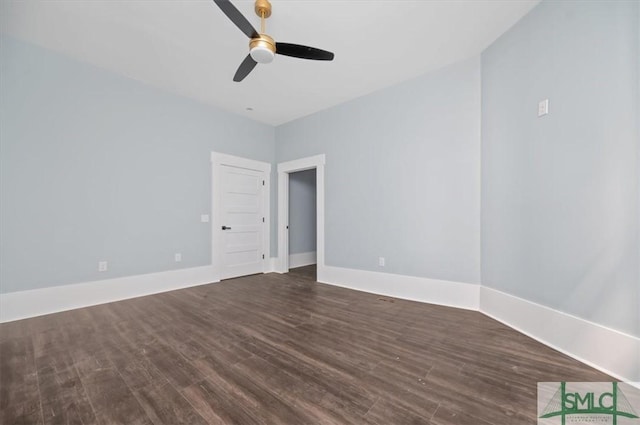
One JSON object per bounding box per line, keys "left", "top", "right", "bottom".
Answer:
{"left": 0, "top": 266, "right": 218, "bottom": 323}
{"left": 319, "top": 265, "right": 479, "bottom": 310}
{"left": 480, "top": 286, "right": 640, "bottom": 382}
{"left": 266, "top": 257, "right": 278, "bottom": 273}
{"left": 289, "top": 251, "right": 317, "bottom": 269}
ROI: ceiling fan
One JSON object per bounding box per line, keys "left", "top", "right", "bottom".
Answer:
{"left": 213, "top": 0, "right": 335, "bottom": 82}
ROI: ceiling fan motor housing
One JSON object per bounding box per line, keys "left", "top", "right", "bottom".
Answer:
{"left": 250, "top": 34, "right": 276, "bottom": 63}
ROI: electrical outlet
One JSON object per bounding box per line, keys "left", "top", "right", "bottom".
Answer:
{"left": 378, "top": 257, "right": 385, "bottom": 267}
{"left": 98, "top": 261, "right": 108, "bottom": 272}
{"left": 174, "top": 253, "right": 182, "bottom": 262}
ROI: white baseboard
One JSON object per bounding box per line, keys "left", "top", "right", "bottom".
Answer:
{"left": 289, "top": 251, "right": 317, "bottom": 269}
{"left": 480, "top": 286, "right": 640, "bottom": 382}
{"left": 0, "top": 265, "right": 218, "bottom": 323}
{"left": 319, "top": 265, "right": 479, "bottom": 310}
{"left": 266, "top": 257, "right": 278, "bottom": 273}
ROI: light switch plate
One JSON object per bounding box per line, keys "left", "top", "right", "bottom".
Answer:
{"left": 200, "top": 214, "right": 210, "bottom": 223}
{"left": 538, "top": 99, "right": 549, "bottom": 117}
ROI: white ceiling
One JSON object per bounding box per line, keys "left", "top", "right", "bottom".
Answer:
{"left": 1, "top": 0, "right": 539, "bottom": 126}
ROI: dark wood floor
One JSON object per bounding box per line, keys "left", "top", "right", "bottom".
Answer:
{"left": 1, "top": 265, "right": 609, "bottom": 424}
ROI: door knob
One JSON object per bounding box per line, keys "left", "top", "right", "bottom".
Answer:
{"left": 222, "top": 226, "right": 232, "bottom": 230}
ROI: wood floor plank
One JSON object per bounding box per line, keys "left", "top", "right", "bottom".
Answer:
{"left": 36, "top": 348, "right": 97, "bottom": 425}
{"left": 104, "top": 340, "right": 170, "bottom": 393}
{"left": 82, "top": 369, "right": 152, "bottom": 425}
{"left": 363, "top": 397, "right": 433, "bottom": 425}
{"left": 0, "top": 319, "right": 27, "bottom": 343}
{"left": 134, "top": 382, "right": 208, "bottom": 425}
{"left": 181, "top": 378, "right": 264, "bottom": 425}
{"left": 0, "top": 337, "right": 43, "bottom": 425}
{"left": 39, "top": 373, "right": 97, "bottom": 424}
{"left": 142, "top": 342, "right": 205, "bottom": 390}
{"left": 356, "top": 360, "right": 441, "bottom": 416}
{"left": 239, "top": 336, "right": 379, "bottom": 416}
{"left": 0, "top": 265, "right": 616, "bottom": 424}
{"left": 74, "top": 353, "right": 152, "bottom": 425}
{"left": 430, "top": 405, "right": 495, "bottom": 425}
{"left": 191, "top": 349, "right": 318, "bottom": 425}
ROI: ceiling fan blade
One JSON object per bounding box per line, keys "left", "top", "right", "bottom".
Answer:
{"left": 233, "top": 54, "right": 258, "bottom": 82}
{"left": 275, "top": 43, "right": 334, "bottom": 61}
{"left": 213, "top": 0, "right": 259, "bottom": 39}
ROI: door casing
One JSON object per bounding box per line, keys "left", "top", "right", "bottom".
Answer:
{"left": 211, "top": 152, "right": 271, "bottom": 281}
{"left": 277, "top": 154, "right": 325, "bottom": 280}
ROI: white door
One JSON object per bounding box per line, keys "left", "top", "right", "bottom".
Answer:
{"left": 219, "top": 164, "right": 265, "bottom": 279}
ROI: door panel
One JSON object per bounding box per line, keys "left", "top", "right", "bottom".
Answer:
{"left": 220, "top": 166, "right": 264, "bottom": 279}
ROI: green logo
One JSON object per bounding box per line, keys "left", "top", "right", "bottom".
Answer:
{"left": 538, "top": 382, "right": 639, "bottom": 425}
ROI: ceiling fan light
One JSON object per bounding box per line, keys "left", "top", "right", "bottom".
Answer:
{"left": 249, "top": 34, "right": 276, "bottom": 64}
{"left": 250, "top": 45, "right": 275, "bottom": 64}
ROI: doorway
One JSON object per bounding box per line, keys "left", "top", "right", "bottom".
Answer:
{"left": 211, "top": 152, "right": 270, "bottom": 281}
{"left": 277, "top": 154, "right": 325, "bottom": 281}
{"left": 288, "top": 169, "right": 317, "bottom": 279}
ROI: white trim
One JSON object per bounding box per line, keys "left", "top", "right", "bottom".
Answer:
{"left": 277, "top": 155, "right": 326, "bottom": 173}
{"left": 277, "top": 172, "right": 289, "bottom": 273}
{"left": 276, "top": 154, "right": 326, "bottom": 277}
{"left": 0, "top": 266, "right": 217, "bottom": 323}
{"left": 211, "top": 152, "right": 271, "bottom": 281}
{"left": 211, "top": 152, "right": 271, "bottom": 174}
{"left": 480, "top": 286, "right": 640, "bottom": 382}
{"left": 266, "top": 257, "right": 277, "bottom": 273}
{"left": 289, "top": 251, "right": 317, "bottom": 269}
{"left": 319, "top": 265, "right": 480, "bottom": 311}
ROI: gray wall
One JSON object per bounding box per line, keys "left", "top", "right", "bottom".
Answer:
{"left": 288, "top": 169, "right": 316, "bottom": 255}
{"left": 276, "top": 57, "right": 481, "bottom": 284}
{"left": 4, "top": 0, "right": 637, "bottom": 341}
{"left": 0, "top": 35, "right": 276, "bottom": 293}
{"left": 481, "top": 0, "right": 639, "bottom": 336}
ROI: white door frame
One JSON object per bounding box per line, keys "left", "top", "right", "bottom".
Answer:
{"left": 277, "top": 154, "right": 325, "bottom": 279}
{"left": 211, "top": 152, "right": 271, "bottom": 281}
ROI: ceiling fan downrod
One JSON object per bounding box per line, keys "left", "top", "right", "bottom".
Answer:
{"left": 254, "top": 0, "right": 271, "bottom": 32}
